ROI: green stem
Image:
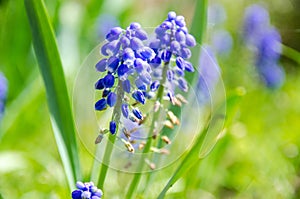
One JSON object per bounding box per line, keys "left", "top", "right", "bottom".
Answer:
{"left": 97, "top": 80, "right": 124, "bottom": 189}
{"left": 281, "top": 44, "right": 300, "bottom": 66}
{"left": 125, "top": 62, "right": 169, "bottom": 198}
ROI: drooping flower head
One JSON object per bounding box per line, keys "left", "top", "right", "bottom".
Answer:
{"left": 242, "top": 4, "right": 284, "bottom": 89}
{"left": 0, "top": 73, "right": 8, "bottom": 119}
{"left": 149, "top": 11, "right": 196, "bottom": 103}
{"left": 72, "top": 181, "right": 103, "bottom": 199}
{"left": 95, "top": 23, "right": 156, "bottom": 135}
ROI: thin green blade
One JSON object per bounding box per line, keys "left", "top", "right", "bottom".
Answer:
{"left": 24, "top": 0, "right": 81, "bottom": 189}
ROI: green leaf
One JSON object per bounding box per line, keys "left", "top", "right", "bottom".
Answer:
{"left": 24, "top": 0, "right": 81, "bottom": 189}
{"left": 157, "top": 88, "right": 245, "bottom": 199}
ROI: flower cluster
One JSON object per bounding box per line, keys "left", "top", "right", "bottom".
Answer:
{"left": 95, "top": 23, "right": 156, "bottom": 134}
{"left": 149, "top": 11, "right": 196, "bottom": 102}
{"left": 72, "top": 181, "right": 103, "bottom": 199}
{"left": 0, "top": 73, "right": 7, "bottom": 119}
{"left": 243, "top": 4, "right": 284, "bottom": 88}
{"left": 95, "top": 11, "right": 196, "bottom": 139}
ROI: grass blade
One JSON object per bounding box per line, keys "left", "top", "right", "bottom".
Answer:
{"left": 24, "top": 0, "right": 81, "bottom": 189}
{"left": 157, "top": 88, "right": 245, "bottom": 199}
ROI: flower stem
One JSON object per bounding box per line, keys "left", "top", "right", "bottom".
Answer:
{"left": 281, "top": 44, "right": 300, "bottom": 66}
{"left": 125, "top": 61, "right": 169, "bottom": 198}
{"left": 97, "top": 80, "right": 124, "bottom": 190}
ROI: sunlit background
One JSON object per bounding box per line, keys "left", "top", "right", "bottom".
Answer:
{"left": 1, "top": 0, "right": 300, "bottom": 198}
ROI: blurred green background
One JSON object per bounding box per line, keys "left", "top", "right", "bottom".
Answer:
{"left": 0, "top": 0, "right": 300, "bottom": 198}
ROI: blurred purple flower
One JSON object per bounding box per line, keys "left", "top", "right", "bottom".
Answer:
{"left": 211, "top": 29, "right": 233, "bottom": 56}
{"left": 243, "top": 4, "right": 270, "bottom": 46}
{"left": 0, "top": 73, "right": 7, "bottom": 118}
{"left": 197, "top": 45, "right": 221, "bottom": 104}
{"left": 242, "top": 4, "right": 285, "bottom": 89}
{"left": 72, "top": 181, "right": 103, "bottom": 199}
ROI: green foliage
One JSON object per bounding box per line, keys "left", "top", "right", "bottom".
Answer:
{"left": 24, "top": 0, "right": 81, "bottom": 189}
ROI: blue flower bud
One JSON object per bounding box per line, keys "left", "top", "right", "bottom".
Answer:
{"left": 107, "top": 92, "right": 117, "bottom": 107}
{"left": 175, "top": 15, "right": 186, "bottom": 27}
{"left": 95, "top": 98, "right": 107, "bottom": 111}
{"left": 106, "top": 27, "right": 122, "bottom": 41}
{"left": 93, "top": 189, "right": 103, "bottom": 197}
{"left": 129, "top": 22, "right": 141, "bottom": 30}
{"left": 95, "top": 58, "right": 107, "bottom": 72}
{"left": 167, "top": 70, "right": 174, "bottom": 82}
{"left": 103, "top": 74, "right": 115, "bottom": 88}
{"left": 101, "top": 40, "right": 120, "bottom": 56}
{"left": 149, "top": 56, "right": 162, "bottom": 68}
{"left": 175, "top": 30, "right": 186, "bottom": 43}
{"left": 150, "top": 80, "right": 160, "bottom": 91}
{"left": 177, "top": 77, "right": 188, "bottom": 92}
{"left": 132, "top": 108, "right": 143, "bottom": 119}
{"left": 175, "top": 57, "right": 185, "bottom": 70}
{"left": 135, "top": 29, "right": 148, "bottom": 40}
{"left": 139, "top": 72, "right": 152, "bottom": 85}
{"left": 180, "top": 47, "right": 191, "bottom": 59}
{"left": 161, "top": 21, "right": 173, "bottom": 29}
{"left": 155, "top": 26, "right": 167, "bottom": 36}
{"left": 161, "top": 50, "right": 172, "bottom": 62}
{"left": 170, "top": 41, "right": 181, "bottom": 53}
{"left": 149, "top": 39, "right": 161, "bottom": 50}
{"left": 134, "top": 58, "right": 144, "bottom": 73}
{"left": 132, "top": 90, "right": 146, "bottom": 104}
{"left": 160, "top": 34, "right": 171, "bottom": 46}
{"left": 176, "top": 68, "right": 184, "bottom": 76}
{"left": 102, "top": 89, "right": 111, "bottom": 97}
{"left": 140, "top": 47, "right": 155, "bottom": 60}
{"left": 117, "top": 64, "right": 129, "bottom": 80}
{"left": 168, "top": 11, "right": 177, "bottom": 20}
{"left": 76, "top": 181, "right": 85, "bottom": 190}
{"left": 184, "top": 61, "right": 194, "bottom": 72}
{"left": 130, "top": 37, "right": 144, "bottom": 50}
{"left": 95, "top": 78, "right": 105, "bottom": 90}
{"left": 185, "top": 34, "right": 196, "bottom": 47}
{"left": 122, "top": 79, "right": 131, "bottom": 93}
{"left": 121, "top": 104, "right": 129, "bottom": 118}
{"left": 82, "top": 191, "right": 91, "bottom": 198}
{"left": 110, "top": 121, "right": 117, "bottom": 134}
{"left": 120, "top": 36, "right": 130, "bottom": 48}
{"left": 72, "top": 190, "right": 82, "bottom": 199}
{"left": 123, "top": 48, "right": 135, "bottom": 64}
{"left": 107, "top": 56, "right": 120, "bottom": 72}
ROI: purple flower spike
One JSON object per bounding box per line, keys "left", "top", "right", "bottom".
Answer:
{"left": 110, "top": 121, "right": 117, "bottom": 134}
{"left": 107, "top": 92, "right": 117, "bottom": 107}
{"left": 95, "top": 98, "right": 107, "bottom": 111}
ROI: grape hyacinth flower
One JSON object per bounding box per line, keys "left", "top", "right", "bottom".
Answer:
{"left": 197, "top": 45, "right": 221, "bottom": 104}
{"left": 95, "top": 23, "right": 156, "bottom": 136}
{"left": 242, "top": 4, "right": 284, "bottom": 89}
{"left": 0, "top": 73, "right": 7, "bottom": 120}
{"left": 72, "top": 181, "right": 103, "bottom": 199}
{"left": 149, "top": 11, "right": 196, "bottom": 104}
